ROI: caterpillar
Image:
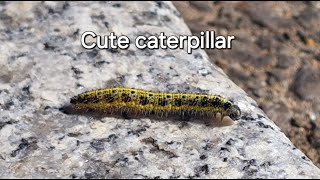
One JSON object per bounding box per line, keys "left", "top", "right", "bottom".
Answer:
{"left": 69, "top": 87, "right": 241, "bottom": 121}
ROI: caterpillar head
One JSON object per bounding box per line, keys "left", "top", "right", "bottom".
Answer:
{"left": 228, "top": 105, "right": 241, "bottom": 121}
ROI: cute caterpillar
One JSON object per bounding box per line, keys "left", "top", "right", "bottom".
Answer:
{"left": 69, "top": 87, "right": 241, "bottom": 121}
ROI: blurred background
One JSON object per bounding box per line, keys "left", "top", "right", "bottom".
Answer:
{"left": 173, "top": 1, "right": 320, "bottom": 167}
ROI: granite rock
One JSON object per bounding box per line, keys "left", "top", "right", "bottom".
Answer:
{"left": 0, "top": 2, "right": 319, "bottom": 178}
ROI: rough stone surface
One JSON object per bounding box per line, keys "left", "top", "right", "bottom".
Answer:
{"left": 173, "top": 1, "right": 320, "bottom": 168}
{"left": 0, "top": 2, "right": 319, "bottom": 178}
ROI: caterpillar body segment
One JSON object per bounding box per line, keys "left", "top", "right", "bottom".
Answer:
{"left": 70, "top": 87, "right": 241, "bottom": 121}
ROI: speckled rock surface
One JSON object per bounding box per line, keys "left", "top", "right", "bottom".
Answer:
{"left": 0, "top": 1, "right": 319, "bottom": 178}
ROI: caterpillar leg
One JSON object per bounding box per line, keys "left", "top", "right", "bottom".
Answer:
{"left": 180, "top": 115, "right": 191, "bottom": 122}
{"left": 220, "top": 112, "right": 224, "bottom": 121}
{"left": 121, "top": 111, "right": 131, "bottom": 119}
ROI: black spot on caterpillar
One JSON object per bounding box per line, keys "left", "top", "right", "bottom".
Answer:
{"left": 66, "top": 87, "right": 241, "bottom": 121}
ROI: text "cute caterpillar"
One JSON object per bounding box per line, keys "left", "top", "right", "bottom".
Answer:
{"left": 70, "top": 87, "right": 241, "bottom": 121}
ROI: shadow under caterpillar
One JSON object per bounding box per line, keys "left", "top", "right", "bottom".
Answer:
{"left": 61, "top": 87, "right": 241, "bottom": 125}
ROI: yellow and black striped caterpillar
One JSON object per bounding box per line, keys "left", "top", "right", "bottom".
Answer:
{"left": 69, "top": 87, "right": 241, "bottom": 121}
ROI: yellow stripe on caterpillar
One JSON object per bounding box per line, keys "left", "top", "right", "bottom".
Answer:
{"left": 70, "top": 87, "right": 241, "bottom": 121}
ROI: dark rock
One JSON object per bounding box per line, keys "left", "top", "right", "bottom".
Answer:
{"left": 251, "top": 88, "right": 266, "bottom": 98}
{"left": 297, "top": 30, "right": 307, "bottom": 44}
{"left": 266, "top": 68, "right": 288, "bottom": 85}
{"left": 11, "top": 137, "right": 38, "bottom": 159}
{"left": 282, "top": 32, "right": 290, "bottom": 41}
{"left": 112, "top": 3, "right": 121, "bottom": 8}
{"left": 276, "top": 54, "right": 295, "bottom": 69}
{"left": 207, "top": 6, "right": 239, "bottom": 30}
{"left": 291, "top": 64, "right": 320, "bottom": 101}
{"left": 307, "top": 127, "right": 320, "bottom": 149}
{"left": 295, "top": 7, "right": 320, "bottom": 29}
{"left": 90, "top": 139, "right": 106, "bottom": 153}
{"left": 0, "top": 120, "right": 17, "bottom": 130}
{"left": 315, "top": 53, "right": 320, "bottom": 61}
{"left": 256, "top": 55, "right": 274, "bottom": 67}
{"left": 189, "top": 1, "right": 211, "bottom": 11}
{"left": 227, "top": 66, "right": 252, "bottom": 85}
{"left": 238, "top": 2, "right": 282, "bottom": 29}
{"left": 289, "top": 117, "right": 312, "bottom": 130}
{"left": 256, "top": 36, "right": 272, "bottom": 50}
{"left": 200, "top": 155, "right": 207, "bottom": 160}
{"left": 87, "top": 49, "right": 99, "bottom": 58}
{"left": 228, "top": 48, "right": 274, "bottom": 68}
